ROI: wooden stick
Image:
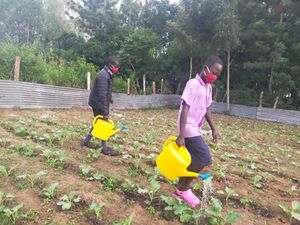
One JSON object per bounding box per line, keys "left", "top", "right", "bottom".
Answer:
{"left": 127, "top": 78, "right": 131, "bottom": 95}
{"left": 273, "top": 96, "right": 279, "bottom": 109}
{"left": 143, "top": 74, "right": 146, "bottom": 95}
{"left": 259, "top": 91, "right": 264, "bottom": 107}
{"left": 14, "top": 56, "right": 21, "bottom": 81}
{"left": 161, "top": 78, "right": 164, "bottom": 94}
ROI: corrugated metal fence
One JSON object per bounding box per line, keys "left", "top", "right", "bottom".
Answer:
{"left": 0, "top": 80, "right": 180, "bottom": 109}
{"left": 1, "top": 80, "right": 300, "bottom": 125}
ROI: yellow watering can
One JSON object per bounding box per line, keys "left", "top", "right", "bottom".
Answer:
{"left": 91, "top": 115, "right": 127, "bottom": 141}
{"left": 156, "top": 136, "right": 211, "bottom": 181}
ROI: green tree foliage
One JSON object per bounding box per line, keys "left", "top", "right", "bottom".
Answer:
{"left": 1, "top": 0, "right": 300, "bottom": 109}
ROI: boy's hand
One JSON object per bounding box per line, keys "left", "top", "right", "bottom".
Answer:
{"left": 102, "top": 115, "right": 109, "bottom": 121}
{"left": 212, "top": 129, "right": 219, "bottom": 143}
{"left": 176, "top": 136, "right": 185, "bottom": 147}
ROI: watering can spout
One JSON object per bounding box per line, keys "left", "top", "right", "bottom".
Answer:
{"left": 91, "top": 116, "right": 127, "bottom": 141}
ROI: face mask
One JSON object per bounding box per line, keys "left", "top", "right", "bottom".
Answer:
{"left": 110, "top": 66, "right": 119, "bottom": 73}
{"left": 204, "top": 66, "right": 217, "bottom": 84}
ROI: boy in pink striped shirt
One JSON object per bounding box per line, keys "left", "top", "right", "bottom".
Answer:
{"left": 175, "top": 56, "right": 223, "bottom": 208}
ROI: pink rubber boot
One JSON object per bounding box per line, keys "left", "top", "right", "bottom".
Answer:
{"left": 173, "top": 189, "right": 200, "bottom": 208}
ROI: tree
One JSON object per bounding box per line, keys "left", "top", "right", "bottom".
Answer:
{"left": 118, "top": 28, "right": 160, "bottom": 92}
{"left": 214, "top": 0, "right": 241, "bottom": 111}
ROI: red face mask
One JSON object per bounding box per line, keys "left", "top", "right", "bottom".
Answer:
{"left": 110, "top": 66, "right": 119, "bottom": 73}
{"left": 204, "top": 66, "right": 217, "bottom": 84}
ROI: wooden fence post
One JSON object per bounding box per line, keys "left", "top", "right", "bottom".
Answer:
{"left": 161, "top": 78, "right": 164, "bottom": 94}
{"left": 14, "top": 56, "right": 21, "bottom": 81}
{"left": 259, "top": 91, "right": 264, "bottom": 107}
{"left": 143, "top": 74, "right": 146, "bottom": 95}
{"left": 87, "top": 72, "right": 91, "bottom": 91}
{"left": 152, "top": 81, "right": 156, "bottom": 94}
{"left": 273, "top": 96, "right": 279, "bottom": 109}
{"left": 127, "top": 78, "right": 131, "bottom": 95}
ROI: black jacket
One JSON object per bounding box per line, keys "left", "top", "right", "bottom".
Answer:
{"left": 88, "top": 66, "right": 112, "bottom": 116}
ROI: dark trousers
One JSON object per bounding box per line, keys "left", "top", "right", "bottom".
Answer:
{"left": 177, "top": 136, "right": 212, "bottom": 191}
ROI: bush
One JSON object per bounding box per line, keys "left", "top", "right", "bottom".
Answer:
{"left": 231, "top": 88, "right": 258, "bottom": 106}
{"left": 0, "top": 41, "right": 97, "bottom": 88}
{"left": 113, "top": 76, "right": 128, "bottom": 93}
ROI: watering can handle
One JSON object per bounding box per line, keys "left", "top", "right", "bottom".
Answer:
{"left": 93, "top": 115, "right": 114, "bottom": 127}
{"left": 163, "top": 136, "right": 177, "bottom": 148}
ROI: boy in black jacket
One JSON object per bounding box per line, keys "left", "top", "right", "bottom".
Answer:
{"left": 82, "top": 56, "right": 121, "bottom": 156}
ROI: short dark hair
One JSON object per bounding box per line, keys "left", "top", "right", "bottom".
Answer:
{"left": 204, "top": 56, "right": 223, "bottom": 68}
{"left": 107, "top": 56, "right": 120, "bottom": 68}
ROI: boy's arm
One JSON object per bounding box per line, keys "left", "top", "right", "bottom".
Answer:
{"left": 176, "top": 101, "right": 190, "bottom": 147}
{"left": 205, "top": 108, "right": 218, "bottom": 143}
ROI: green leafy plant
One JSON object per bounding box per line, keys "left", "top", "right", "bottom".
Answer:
{"left": 205, "top": 197, "right": 238, "bottom": 225}
{"left": 250, "top": 175, "right": 263, "bottom": 189}
{"left": 104, "top": 178, "right": 118, "bottom": 191}
{"left": 217, "top": 187, "right": 238, "bottom": 205}
{"left": 57, "top": 192, "right": 81, "bottom": 210}
{"left": 0, "top": 192, "right": 24, "bottom": 225}
{"left": 278, "top": 200, "right": 300, "bottom": 223}
{"left": 19, "top": 143, "right": 38, "bottom": 157}
{"left": 240, "top": 197, "right": 251, "bottom": 208}
{"left": 127, "top": 166, "right": 138, "bottom": 177}
{"left": 112, "top": 213, "right": 134, "bottom": 225}
{"left": 89, "top": 201, "right": 106, "bottom": 219}
{"left": 17, "top": 171, "right": 47, "bottom": 188}
{"left": 214, "top": 164, "right": 228, "bottom": 181}
{"left": 88, "top": 149, "right": 101, "bottom": 160}
{"left": 41, "top": 182, "right": 59, "bottom": 199}
{"left": 146, "top": 177, "right": 160, "bottom": 205}
{"left": 0, "top": 165, "right": 8, "bottom": 177}
{"left": 79, "top": 164, "right": 94, "bottom": 180}
{"left": 161, "top": 195, "right": 202, "bottom": 224}
{"left": 1, "top": 204, "right": 24, "bottom": 225}
{"left": 42, "top": 150, "right": 68, "bottom": 168}
{"left": 8, "top": 143, "right": 38, "bottom": 157}
{"left": 13, "top": 127, "right": 29, "bottom": 137}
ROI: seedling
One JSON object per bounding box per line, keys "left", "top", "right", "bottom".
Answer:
{"left": 42, "top": 150, "right": 68, "bottom": 168}
{"left": 278, "top": 200, "right": 300, "bottom": 223}
{"left": 89, "top": 201, "right": 106, "bottom": 219}
{"left": 214, "top": 164, "right": 228, "bottom": 181}
{"left": 127, "top": 166, "right": 138, "bottom": 177}
{"left": 88, "top": 149, "right": 101, "bottom": 160}
{"left": 240, "top": 197, "right": 252, "bottom": 208}
{"left": 2, "top": 204, "right": 24, "bottom": 225}
{"left": 17, "top": 171, "right": 47, "bottom": 188}
{"left": 161, "top": 195, "right": 202, "bottom": 224}
{"left": 79, "top": 164, "right": 94, "bottom": 179}
{"left": 146, "top": 177, "right": 160, "bottom": 205}
{"left": 217, "top": 187, "right": 238, "bottom": 205}
{"left": 104, "top": 178, "right": 118, "bottom": 191}
{"left": 250, "top": 175, "right": 263, "bottom": 189}
{"left": 13, "top": 127, "right": 29, "bottom": 137}
{"left": 0, "top": 192, "right": 24, "bottom": 225}
{"left": 0, "top": 165, "right": 8, "bottom": 177}
{"left": 57, "top": 191, "right": 81, "bottom": 210}
{"left": 205, "top": 197, "right": 238, "bottom": 225}
{"left": 112, "top": 213, "right": 134, "bottom": 225}
{"left": 41, "top": 182, "right": 59, "bottom": 199}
